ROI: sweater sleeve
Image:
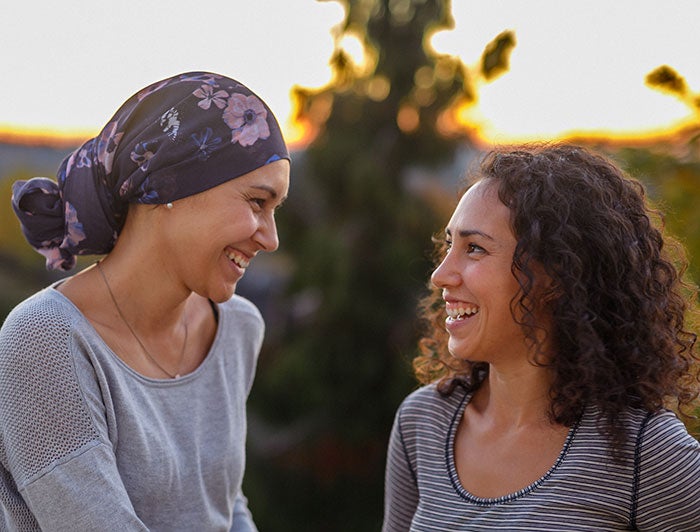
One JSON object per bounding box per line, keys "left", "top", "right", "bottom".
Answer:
{"left": 229, "top": 492, "right": 258, "bottom": 532}
{"left": 0, "top": 295, "right": 148, "bottom": 531}
{"left": 382, "top": 401, "right": 419, "bottom": 532}
{"left": 635, "top": 410, "right": 700, "bottom": 531}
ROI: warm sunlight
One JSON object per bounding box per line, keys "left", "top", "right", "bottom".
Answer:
{"left": 431, "top": 0, "right": 700, "bottom": 145}
{"left": 0, "top": 126, "right": 95, "bottom": 149}
{"left": 1, "top": 1, "right": 699, "bottom": 148}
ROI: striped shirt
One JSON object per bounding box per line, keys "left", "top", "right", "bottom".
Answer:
{"left": 383, "top": 384, "right": 700, "bottom": 531}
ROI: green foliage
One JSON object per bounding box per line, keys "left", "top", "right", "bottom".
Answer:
{"left": 615, "top": 141, "right": 700, "bottom": 436}
{"left": 0, "top": 174, "right": 37, "bottom": 264}
{"left": 615, "top": 142, "right": 700, "bottom": 285}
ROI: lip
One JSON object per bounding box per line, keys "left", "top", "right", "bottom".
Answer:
{"left": 226, "top": 246, "right": 253, "bottom": 262}
{"left": 445, "top": 315, "right": 472, "bottom": 332}
{"left": 223, "top": 247, "right": 253, "bottom": 279}
{"left": 442, "top": 292, "right": 471, "bottom": 304}
{"left": 442, "top": 295, "right": 479, "bottom": 331}
{"left": 223, "top": 255, "right": 245, "bottom": 283}
{"left": 443, "top": 296, "right": 478, "bottom": 310}
{"left": 224, "top": 254, "right": 245, "bottom": 279}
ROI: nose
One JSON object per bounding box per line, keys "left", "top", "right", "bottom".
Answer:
{"left": 431, "top": 251, "right": 460, "bottom": 289}
{"left": 255, "top": 213, "right": 279, "bottom": 252}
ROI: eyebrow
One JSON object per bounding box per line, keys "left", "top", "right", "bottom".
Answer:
{"left": 251, "top": 184, "right": 287, "bottom": 204}
{"left": 446, "top": 228, "right": 495, "bottom": 240}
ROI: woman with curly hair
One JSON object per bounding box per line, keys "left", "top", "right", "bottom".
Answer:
{"left": 383, "top": 144, "right": 700, "bottom": 531}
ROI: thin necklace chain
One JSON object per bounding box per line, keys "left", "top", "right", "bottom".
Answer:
{"left": 96, "top": 261, "right": 188, "bottom": 379}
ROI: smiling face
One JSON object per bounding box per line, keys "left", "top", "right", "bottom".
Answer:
{"left": 158, "top": 159, "right": 290, "bottom": 302}
{"left": 431, "top": 179, "right": 537, "bottom": 366}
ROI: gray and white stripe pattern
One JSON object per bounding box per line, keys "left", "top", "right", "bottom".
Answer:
{"left": 383, "top": 384, "right": 700, "bottom": 531}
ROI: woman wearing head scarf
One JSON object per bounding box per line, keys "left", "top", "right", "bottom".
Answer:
{"left": 383, "top": 144, "right": 700, "bottom": 531}
{"left": 1, "top": 72, "right": 290, "bottom": 531}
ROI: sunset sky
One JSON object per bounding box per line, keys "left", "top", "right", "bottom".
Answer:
{"left": 1, "top": 0, "right": 698, "bottom": 146}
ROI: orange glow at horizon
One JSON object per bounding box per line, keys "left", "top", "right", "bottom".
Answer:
{"left": 0, "top": 120, "right": 316, "bottom": 152}
{"left": 0, "top": 125, "right": 98, "bottom": 149}
{"left": 451, "top": 101, "right": 700, "bottom": 149}
{"left": 2, "top": 101, "right": 699, "bottom": 153}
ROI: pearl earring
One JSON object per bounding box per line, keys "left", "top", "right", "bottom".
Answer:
{"left": 166, "top": 202, "right": 174, "bottom": 209}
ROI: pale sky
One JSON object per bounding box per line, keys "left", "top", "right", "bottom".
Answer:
{"left": 1, "top": 0, "right": 699, "bottom": 145}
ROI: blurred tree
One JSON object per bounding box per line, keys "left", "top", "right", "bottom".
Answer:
{"left": 646, "top": 64, "right": 700, "bottom": 116}
{"left": 244, "top": 1, "right": 514, "bottom": 530}
{"left": 615, "top": 137, "right": 700, "bottom": 438}
{"left": 642, "top": 63, "right": 700, "bottom": 286}
{"left": 616, "top": 144, "right": 700, "bottom": 286}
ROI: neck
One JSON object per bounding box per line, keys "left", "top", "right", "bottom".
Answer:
{"left": 95, "top": 243, "right": 191, "bottom": 333}
{"left": 90, "top": 202, "right": 195, "bottom": 327}
{"left": 473, "top": 362, "right": 556, "bottom": 429}
{"left": 96, "top": 259, "right": 189, "bottom": 379}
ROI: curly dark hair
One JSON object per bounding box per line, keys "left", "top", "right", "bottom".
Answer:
{"left": 414, "top": 143, "right": 700, "bottom": 450}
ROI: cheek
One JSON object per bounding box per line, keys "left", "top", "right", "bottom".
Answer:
{"left": 220, "top": 215, "right": 259, "bottom": 243}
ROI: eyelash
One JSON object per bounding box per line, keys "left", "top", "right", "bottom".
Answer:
{"left": 246, "top": 196, "right": 267, "bottom": 210}
{"left": 443, "top": 240, "right": 486, "bottom": 255}
{"left": 466, "top": 243, "right": 486, "bottom": 254}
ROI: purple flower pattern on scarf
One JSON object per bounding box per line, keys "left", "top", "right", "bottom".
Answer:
{"left": 194, "top": 84, "right": 229, "bottom": 110}
{"left": 191, "top": 128, "right": 222, "bottom": 160}
{"left": 96, "top": 121, "right": 123, "bottom": 174}
{"left": 136, "top": 179, "right": 161, "bottom": 203}
{"left": 37, "top": 246, "right": 66, "bottom": 271}
{"left": 64, "top": 202, "right": 87, "bottom": 249}
{"left": 11, "top": 71, "right": 289, "bottom": 270}
{"left": 75, "top": 147, "right": 92, "bottom": 169}
{"left": 179, "top": 73, "right": 219, "bottom": 85}
{"left": 118, "top": 178, "right": 132, "bottom": 199}
{"left": 130, "top": 141, "right": 157, "bottom": 172}
{"left": 136, "top": 80, "right": 169, "bottom": 102}
{"left": 223, "top": 93, "right": 271, "bottom": 146}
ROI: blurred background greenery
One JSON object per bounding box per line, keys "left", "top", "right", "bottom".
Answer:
{"left": 2, "top": 1, "right": 700, "bottom": 530}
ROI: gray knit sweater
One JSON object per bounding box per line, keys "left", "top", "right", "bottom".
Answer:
{"left": 0, "top": 286, "right": 263, "bottom": 531}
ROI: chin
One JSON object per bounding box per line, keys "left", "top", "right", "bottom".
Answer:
{"left": 448, "top": 341, "right": 466, "bottom": 358}
{"left": 207, "top": 283, "right": 238, "bottom": 304}
{"left": 448, "top": 345, "right": 482, "bottom": 363}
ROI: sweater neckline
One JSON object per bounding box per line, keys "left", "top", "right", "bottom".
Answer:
{"left": 47, "top": 283, "right": 224, "bottom": 385}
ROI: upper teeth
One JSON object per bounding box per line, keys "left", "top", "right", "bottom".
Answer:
{"left": 446, "top": 305, "right": 479, "bottom": 318}
{"left": 226, "top": 251, "right": 249, "bottom": 269}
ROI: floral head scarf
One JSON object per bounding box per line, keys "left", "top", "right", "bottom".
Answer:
{"left": 11, "top": 71, "right": 290, "bottom": 270}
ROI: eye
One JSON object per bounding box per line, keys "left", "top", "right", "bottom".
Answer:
{"left": 466, "top": 243, "right": 486, "bottom": 254}
{"left": 247, "top": 197, "right": 266, "bottom": 211}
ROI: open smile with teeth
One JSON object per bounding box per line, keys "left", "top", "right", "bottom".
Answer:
{"left": 225, "top": 250, "right": 250, "bottom": 269}
{"left": 446, "top": 304, "right": 479, "bottom": 322}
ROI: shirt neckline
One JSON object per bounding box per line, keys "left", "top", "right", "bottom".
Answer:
{"left": 47, "top": 283, "right": 224, "bottom": 385}
{"left": 445, "top": 387, "right": 580, "bottom": 506}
